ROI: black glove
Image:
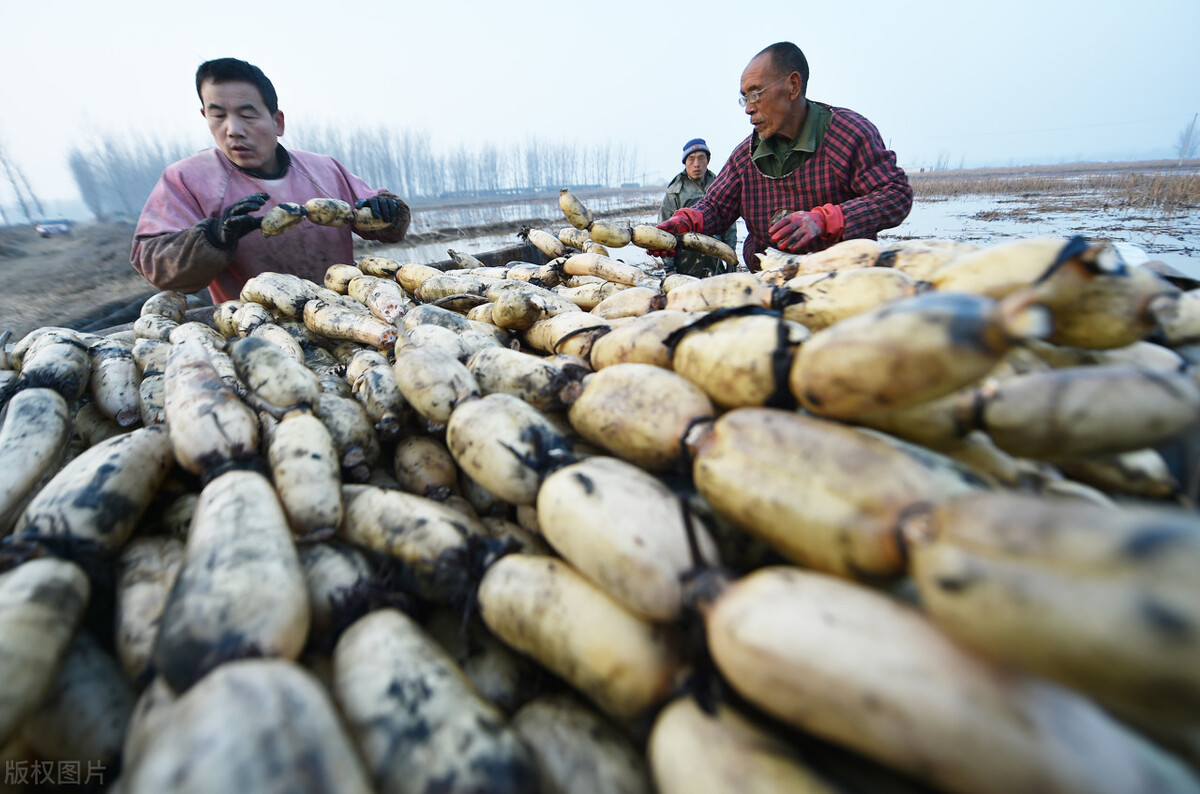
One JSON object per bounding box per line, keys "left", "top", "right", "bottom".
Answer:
{"left": 355, "top": 195, "right": 402, "bottom": 225}
{"left": 213, "top": 192, "right": 269, "bottom": 248}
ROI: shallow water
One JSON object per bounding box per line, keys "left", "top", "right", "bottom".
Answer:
{"left": 884, "top": 196, "right": 1200, "bottom": 277}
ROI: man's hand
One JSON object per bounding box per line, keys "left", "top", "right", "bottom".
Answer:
{"left": 769, "top": 210, "right": 825, "bottom": 251}
{"left": 768, "top": 204, "right": 844, "bottom": 252}
{"left": 214, "top": 192, "right": 269, "bottom": 249}
{"left": 648, "top": 207, "right": 703, "bottom": 258}
{"left": 355, "top": 195, "right": 403, "bottom": 225}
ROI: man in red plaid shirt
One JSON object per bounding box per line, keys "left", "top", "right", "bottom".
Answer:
{"left": 655, "top": 42, "right": 912, "bottom": 271}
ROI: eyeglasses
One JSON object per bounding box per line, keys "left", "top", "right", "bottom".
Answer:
{"left": 739, "top": 74, "right": 789, "bottom": 107}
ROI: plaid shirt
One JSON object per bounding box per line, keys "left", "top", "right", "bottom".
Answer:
{"left": 694, "top": 103, "right": 913, "bottom": 268}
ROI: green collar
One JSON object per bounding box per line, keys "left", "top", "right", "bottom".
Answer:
{"left": 751, "top": 101, "right": 831, "bottom": 175}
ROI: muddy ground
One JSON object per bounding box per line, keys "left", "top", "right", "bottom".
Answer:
{"left": 0, "top": 220, "right": 156, "bottom": 339}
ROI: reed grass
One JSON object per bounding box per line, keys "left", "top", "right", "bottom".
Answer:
{"left": 909, "top": 164, "right": 1200, "bottom": 215}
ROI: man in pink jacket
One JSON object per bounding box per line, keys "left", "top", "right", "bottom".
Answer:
{"left": 131, "top": 58, "right": 409, "bottom": 303}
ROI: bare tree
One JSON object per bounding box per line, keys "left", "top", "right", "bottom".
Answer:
{"left": 594, "top": 141, "right": 613, "bottom": 187}
{"left": 64, "top": 131, "right": 194, "bottom": 220}
{"left": 1178, "top": 115, "right": 1198, "bottom": 164}
{"left": 555, "top": 141, "right": 576, "bottom": 187}
{"left": 446, "top": 144, "right": 472, "bottom": 195}
{"left": 399, "top": 130, "right": 425, "bottom": 199}
{"left": 478, "top": 144, "right": 499, "bottom": 193}
{"left": 0, "top": 143, "right": 34, "bottom": 223}
{"left": 16, "top": 167, "right": 44, "bottom": 218}
{"left": 68, "top": 148, "right": 105, "bottom": 220}
{"left": 94, "top": 134, "right": 134, "bottom": 216}
{"left": 358, "top": 127, "right": 395, "bottom": 189}
{"left": 523, "top": 138, "right": 543, "bottom": 191}
{"left": 496, "top": 146, "right": 518, "bottom": 191}
{"left": 419, "top": 146, "right": 445, "bottom": 198}
{"left": 615, "top": 143, "right": 640, "bottom": 186}
{"left": 549, "top": 140, "right": 563, "bottom": 187}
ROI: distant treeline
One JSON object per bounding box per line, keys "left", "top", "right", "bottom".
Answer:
{"left": 67, "top": 127, "right": 643, "bottom": 222}
{"left": 68, "top": 135, "right": 195, "bottom": 222}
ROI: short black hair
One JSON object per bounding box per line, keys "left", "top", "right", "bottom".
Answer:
{"left": 756, "top": 42, "right": 810, "bottom": 91}
{"left": 195, "top": 58, "right": 279, "bottom": 115}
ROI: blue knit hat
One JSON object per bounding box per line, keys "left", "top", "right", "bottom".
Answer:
{"left": 682, "top": 138, "right": 711, "bottom": 163}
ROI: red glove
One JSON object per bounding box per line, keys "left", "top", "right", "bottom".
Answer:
{"left": 649, "top": 207, "right": 704, "bottom": 258}
{"left": 768, "top": 204, "right": 844, "bottom": 252}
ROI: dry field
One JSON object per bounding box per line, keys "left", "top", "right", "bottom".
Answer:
{"left": 1, "top": 161, "right": 1196, "bottom": 340}
{"left": 910, "top": 161, "right": 1200, "bottom": 219}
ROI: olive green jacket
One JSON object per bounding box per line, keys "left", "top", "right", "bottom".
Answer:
{"left": 659, "top": 170, "right": 739, "bottom": 277}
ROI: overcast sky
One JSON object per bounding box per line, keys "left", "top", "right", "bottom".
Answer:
{"left": 2, "top": 0, "right": 1198, "bottom": 205}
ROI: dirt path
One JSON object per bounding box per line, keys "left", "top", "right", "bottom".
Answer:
{"left": 0, "top": 221, "right": 156, "bottom": 340}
